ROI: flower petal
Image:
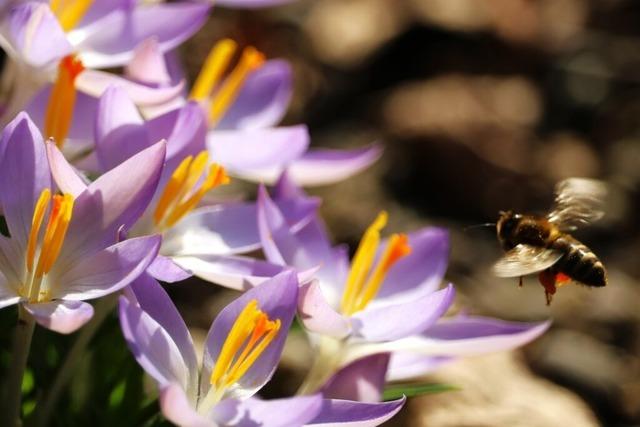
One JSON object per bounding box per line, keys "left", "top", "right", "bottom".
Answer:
{"left": 125, "top": 37, "right": 171, "bottom": 85}
{"left": 225, "top": 395, "right": 323, "bottom": 427}
{"left": 386, "top": 354, "right": 454, "bottom": 382}
{"left": 207, "top": 125, "right": 309, "bottom": 172}
{"left": 75, "top": 3, "right": 210, "bottom": 68}
{"left": 308, "top": 397, "right": 405, "bottom": 427}
{"left": 128, "top": 273, "right": 198, "bottom": 395}
{"left": 94, "top": 86, "right": 149, "bottom": 171}
{"left": 75, "top": 69, "right": 185, "bottom": 106}
{"left": 159, "top": 383, "right": 214, "bottom": 427}
{"left": 298, "top": 281, "right": 351, "bottom": 339}
{"left": 373, "top": 228, "right": 450, "bottom": 305}
{"left": 202, "top": 271, "right": 299, "bottom": 400}
{"left": 0, "top": 112, "right": 51, "bottom": 248}
{"left": 321, "top": 354, "right": 390, "bottom": 403}
{"left": 216, "top": 60, "right": 292, "bottom": 130}
{"left": 351, "top": 284, "right": 455, "bottom": 342}
{"left": 119, "top": 297, "right": 191, "bottom": 390}
{"left": 53, "top": 235, "right": 161, "bottom": 301}
{"left": 46, "top": 141, "right": 89, "bottom": 197}
{"left": 147, "top": 255, "right": 192, "bottom": 283}
{"left": 24, "top": 300, "right": 93, "bottom": 334}
{"left": 0, "top": 3, "right": 71, "bottom": 68}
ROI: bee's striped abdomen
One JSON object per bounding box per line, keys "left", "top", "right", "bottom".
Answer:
{"left": 550, "top": 234, "right": 607, "bottom": 287}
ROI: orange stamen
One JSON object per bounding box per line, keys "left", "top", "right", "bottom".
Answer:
{"left": 44, "top": 55, "right": 84, "bottom": 148}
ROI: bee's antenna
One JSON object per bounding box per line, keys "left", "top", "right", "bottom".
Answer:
{"left": 463, "top": 223, "right": 496, "bottom": 232}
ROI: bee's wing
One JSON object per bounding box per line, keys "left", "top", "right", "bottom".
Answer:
{"left": 492, "top": 244, "right": 563, "bottom": 277}
{"left": 547, "top": 178, "right": 606, "bottom": 231}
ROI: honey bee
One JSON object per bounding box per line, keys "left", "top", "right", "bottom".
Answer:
{"left": 493, "top": 178, "right": 608, "bottom": 305}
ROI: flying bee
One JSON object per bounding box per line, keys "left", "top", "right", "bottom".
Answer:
{"left": 492, "top": 178, "right": 608, "bottom": 305}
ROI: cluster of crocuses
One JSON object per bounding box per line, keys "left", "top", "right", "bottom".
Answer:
{"left": 0, "top": 1, "right": 550, "bottom": 426}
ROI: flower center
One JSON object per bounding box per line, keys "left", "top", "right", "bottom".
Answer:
{"left": 199, "top": 299, "right": 281, "bottom": 410}
{"left": 153, "top": 151, "right": 229, "bottom": 230}
{"left": 49, "top": 0, "right": 95, "bottom": 32}
{"left": 21, "top": 189, "right": 74, "bottom": 303}
{"left": 340, "top": 211, "right": 412, "bottom": 316}
{"left": 189, "top": 39, "right": 265, "bottom": 127}
{"left": 44, "top": 55, "right": 84, "bottom": 148}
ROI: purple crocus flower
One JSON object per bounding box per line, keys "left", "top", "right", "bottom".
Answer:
{"left": 128, "top": 37, "right": 382, "bottom": 187}
{"left": 257, "top": 173, "right": 550, "bottom": 391}
{"left": 119, "top": 271, "right": 323, "bottom": 426}
{"left": 52, "top": 85, "right": 319, "bottom": 288}
{"left": 0, "top": 112, "right": 163, "bottom": 333}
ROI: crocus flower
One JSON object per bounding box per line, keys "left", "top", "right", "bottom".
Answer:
{"left": 0, "top": 112, "right": 164, "bottom": 333}
{"left": 257, "top": 173, "right": 550, "bottom": 391}
{"left": 129, "top": 37, "right": 382, "bottom": 187}
{"left": 119, "top": 270, "right": 323, "bottom": 426}
{"left": 0, "top": 1, "right": 207, "bottom": 122}
{"left": 54, "top": 85, "right": 319, "bottom": 287}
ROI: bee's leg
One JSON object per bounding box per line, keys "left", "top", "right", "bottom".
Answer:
{"left": 518, "top": 276, "right": 523, "bottom": 287}
{"left": 538, "top": 269, "right": 557, "bottom": 306}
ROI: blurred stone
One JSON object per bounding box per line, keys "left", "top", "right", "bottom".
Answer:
{"left": 305, "top": 0, "right": 408, "bottom": 67}
{"left": 535, "top": 132, "right": 601, "bottom": 182}
{"left": 407, "top": 0, "right": 490, "bottom": 32}
{"left": 406, "top": 352, "right": 598, "bottom": 427}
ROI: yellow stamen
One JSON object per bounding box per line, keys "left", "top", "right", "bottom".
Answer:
{"left": 189, "top": 39, "right": 238, "bottom": 102}
{"left": 208, "top": 300, "right": 280, "bottom": 402}
{"left": 50, "top": 0, "right": 95, "bottom": 32}
{"left": 153, "top": 151, "right": 230, "bottom": 230}
{"left": 340, "top": 212, "right": 412, "bottom": 315}
{"left": 44, "top": 55, "right": 84, "bottom": 148}
{"left": 208, "top": 46, "right": 265, "bottom": 126}
{"left": 353, "top": 233, "right": 411, "bottom": 312}
{"left": 340, "top": 212, "right": 387, "bottom": 315}
{"left": 24, "top": 190, "right": 74, "bottom": 302}
{"left": 26, "top": 189, "right": 51, "bottom": 272}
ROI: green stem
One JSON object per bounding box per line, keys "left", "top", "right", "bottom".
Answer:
{"left": 2, "top": 305, "right": 36, "bottom": 427}
{"left": 296, "top": 336, "right": 343, "bottom": 395}
{"left": 34, "top": 295, "right": 117, "bottom": 427}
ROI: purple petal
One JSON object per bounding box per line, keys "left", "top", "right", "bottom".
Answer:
{"left": 321, "top": 354, "right": 390, "bottom": 403}
{"left": 2, "top": 3, "right": 71, "bottom": 68}
{"left": 417, "top": 315, "right": 552, "bottom": 355}
{"left": 94, "top": 86, "right": 149, "bottom": 171}
{"left": 172, "top": 254, "right": 305, "bottom": 291}
{"left": 375, "top": 228, "right": 449, "bottom": 303}
{"left": 159, "top": 384, "right": 213, "bottom": 427}
{"left": 226, "top": 395, "right": 323, "bottom": 427}
{"left": 46, "top": 142, "right": 88, "bottom": 197}
{"left": 0, "top": 112, "right": 51, "bottom": 247}
{"left": 298, "top": 281, "right": 350, "bottom": 339}
{"left": 24, "top": 300, "right": 93, "bottom": 334}
{"left": 146, "top": 102, "right": 207, "bottom": 173}
{"left": 77, "top": 0, "right": 131, "bottom": 27}
{"left": 147, "top": 255, "right": 192, "bottom": 283}
{"left": 308, "top": 397, "right": 405, "bottom": 426}
{"left": 216, "top": 60, "right": 292, "bottom": 130}
{"left": 386, "top": 354, "right": 454, "bottom": 382}
{"left": 75, "top": 69, "right": 185, "bottom": 106}
{"left": 125, "top": 37, "right": 171, "bottom": 85}
{"left": 128, "top": 273, "right": 198, "bottom": 394}
{"left": 351, "top": 284, "right": 455, "bottom": 342}
{"left": 63, "top": 140, "right": 165, "bottom": 256}
{"left": 207, "top": 125, "right": 309, "bottom": 171}
{"left": 53, "top": 235, "right": 161, "bottom": 301}
{"left": 286, "top": 144, "right": 383, "bottom": 187}
{"left": 273, "top": 170, "right": 306, "bottom": 200}
{"left": 75, "top": 3, "right": 210, "bottom": 68}
{"left": 119, "top": 297, "right": 192, "bottom": 390}
{"left": 215, "top": 0, "right": 298, "bottom": 8}
{"left": 202, "top": 271, "right": 299, "bottom": 400}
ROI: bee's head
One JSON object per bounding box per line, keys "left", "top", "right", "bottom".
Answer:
{"left": 496, "top": 210, "right": 521, "bottom": 250}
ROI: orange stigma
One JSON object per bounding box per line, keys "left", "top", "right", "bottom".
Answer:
{"left": 340, "top": 212, "right": 412, "bottom": 315}
{"left": 189, "top": 39, "right": 265, "bottom": 126}
{"left": 153, "top": 151, "right": 230, "bottom": 230}
{"left": 44, "top": 55, "right": 84, "bottom": 148}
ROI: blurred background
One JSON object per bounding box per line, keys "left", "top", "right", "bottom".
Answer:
{"left": 176, "top": 1, "right": 640, "bottom": 425}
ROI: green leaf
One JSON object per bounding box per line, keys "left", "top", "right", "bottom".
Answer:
{"left": 382, "top": 383, "right": 460, "bottom": 401}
